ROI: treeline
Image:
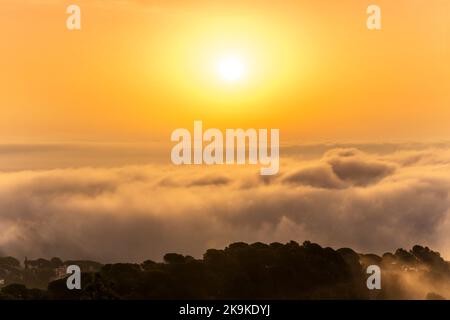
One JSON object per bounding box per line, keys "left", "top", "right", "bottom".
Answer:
{"left": 0, "top": 241, "right": 449, "bottom": 300}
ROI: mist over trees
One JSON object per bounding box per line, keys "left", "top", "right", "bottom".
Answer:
{"left": 0, "top": 241, "right": 449, "bottom": 300}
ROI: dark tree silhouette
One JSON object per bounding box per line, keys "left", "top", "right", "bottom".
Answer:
{"left": 1, "top": 241, "right": 449, "bottom": 300}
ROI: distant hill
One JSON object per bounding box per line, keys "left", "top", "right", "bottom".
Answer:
{"left": 0, "top": 241, "right": 449, "bottom": 300}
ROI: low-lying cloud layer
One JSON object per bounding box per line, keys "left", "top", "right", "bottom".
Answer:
{"left": 0, "top": 145, "right": 450, "bottom": 262}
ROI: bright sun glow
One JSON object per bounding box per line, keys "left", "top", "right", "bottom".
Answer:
{"left": 216, "top": 55, "right": 246, "bottom": 83}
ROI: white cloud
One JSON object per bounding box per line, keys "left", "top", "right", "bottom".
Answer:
{"left": 0, "top": 145, "right": 449, "bottom": 262}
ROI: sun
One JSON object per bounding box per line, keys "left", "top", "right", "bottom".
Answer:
{"left": 216, "top": 55, "right": 246, "bottom": 83}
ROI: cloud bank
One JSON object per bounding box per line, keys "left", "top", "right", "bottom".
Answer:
{"left": 0, "top": 145, "right": 449, "bottom": 262}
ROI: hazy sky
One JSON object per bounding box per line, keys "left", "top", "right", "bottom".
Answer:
{"left": 1, "top": 0, "right": 449, "bottom": 143}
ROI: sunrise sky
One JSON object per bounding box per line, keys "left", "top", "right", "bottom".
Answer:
{"left": 0, "top": 1, "right": 450, "bottom": 263}
{"left": 1, "top": 0, "right": 449, "bottom": 144}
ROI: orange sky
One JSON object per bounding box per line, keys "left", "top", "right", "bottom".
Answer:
{"left": 0, "top": 0, "right": 449, "bottom": 143}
